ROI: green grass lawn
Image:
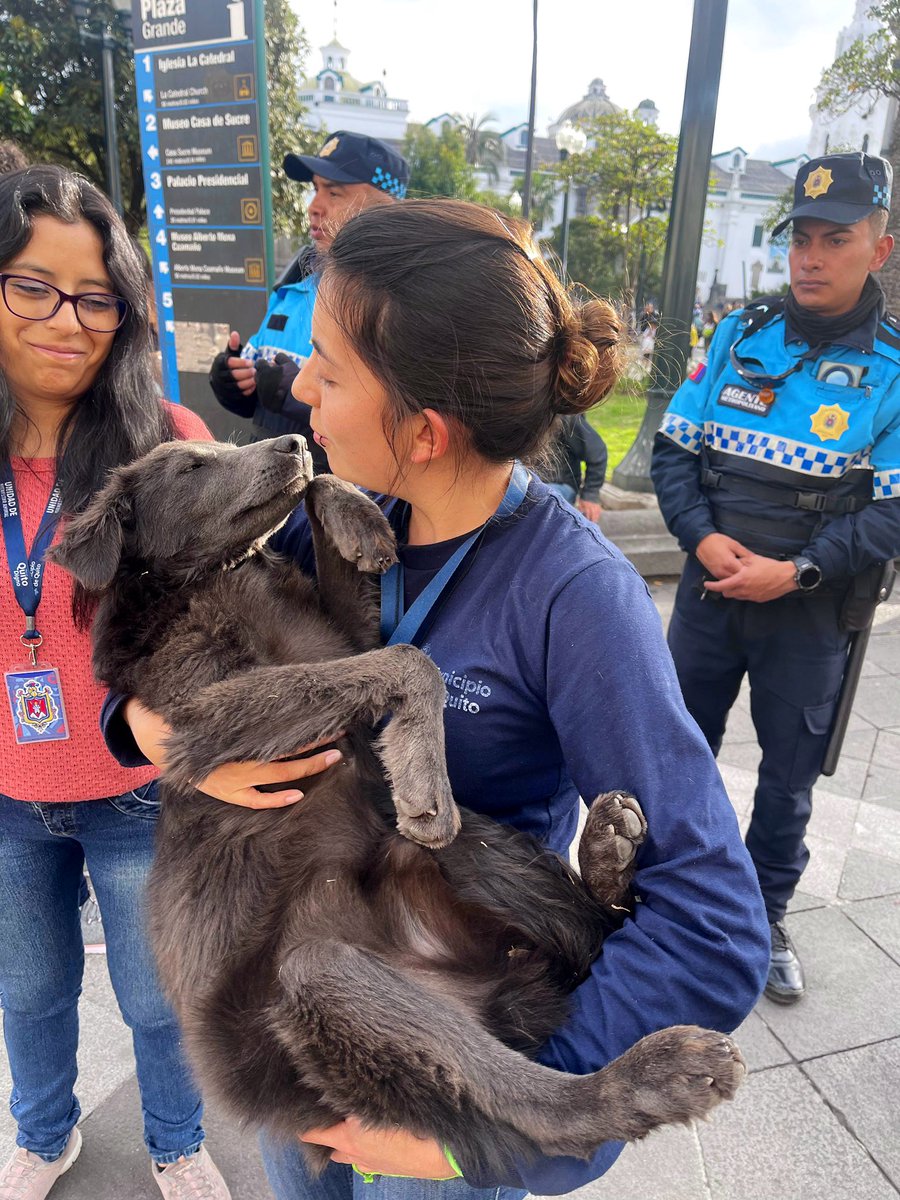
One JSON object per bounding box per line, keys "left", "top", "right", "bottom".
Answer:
{"left": 586, "top": 381, "right": 648, "bottom": 471}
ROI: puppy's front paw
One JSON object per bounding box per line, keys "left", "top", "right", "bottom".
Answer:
{"left": 307, "top": 476, "right": 398, "bottom": 573}
{"left": 396, "top": 796, "right": 462, "bottom": 849}
{"left": 324, "top": 495, "right": 398, "bottom": 573}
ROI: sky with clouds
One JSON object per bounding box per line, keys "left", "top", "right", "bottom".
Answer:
{"left": 290, "top": 0, "right": 860, "bottom": 161}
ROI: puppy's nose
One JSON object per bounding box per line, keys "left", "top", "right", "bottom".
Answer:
{"left": 272, "top": 434, "right": 306, "bottom": 455}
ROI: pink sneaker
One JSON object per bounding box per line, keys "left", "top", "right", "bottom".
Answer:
{"left": 152, "top": 1146, "right": 231, "bottom": 1199}
{"left": 0, "top": 1126, "right": 82, "bottom": 1199}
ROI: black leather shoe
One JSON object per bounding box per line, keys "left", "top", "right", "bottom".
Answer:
{"left": 765, "top": 920, "right": 805, "bottom": 1004}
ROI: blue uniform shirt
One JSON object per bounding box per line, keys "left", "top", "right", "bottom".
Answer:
{"left": 242, "top": 273, "right": 318, "bottom": 371}
{"left": 653, "top": 303, "right": 900, "bottom": 578}
{"left": 210, "top": 270, "right": 320, "bottom": 440}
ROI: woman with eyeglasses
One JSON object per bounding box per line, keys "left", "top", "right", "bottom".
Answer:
{"left": 0, "top": 166, "right": 230, "bottom": 1199}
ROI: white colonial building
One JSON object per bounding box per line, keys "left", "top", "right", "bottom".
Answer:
{"left": 695, "top": 149, "right": 806, "bottom": 307}
{"left": 299, "top": 38, "right": 410, "bottom": 141}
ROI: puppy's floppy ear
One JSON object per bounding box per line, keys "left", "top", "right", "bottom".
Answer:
{"left": 49, "top": 468, "right": 133, "bottom": 592}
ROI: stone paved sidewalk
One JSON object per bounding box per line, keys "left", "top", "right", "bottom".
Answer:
{"left": 2, "top": 582, "right": 899, "bottom": 1199}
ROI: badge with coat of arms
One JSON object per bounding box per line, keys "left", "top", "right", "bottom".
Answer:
{"left": 810, "top": 403, "right": 850, "bottom": 441}
{"left": 5, "top": 668, "right": 70, "bottom": 743}
{"left": 804, "top": 167, "right": 834, "bottom": 199}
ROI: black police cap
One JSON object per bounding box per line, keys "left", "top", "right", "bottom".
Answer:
{"left": 773, "top": 151, "right": 892, "bottom": 237}
{"left": 283, "top": 131, "right": 409, "bottom": 199}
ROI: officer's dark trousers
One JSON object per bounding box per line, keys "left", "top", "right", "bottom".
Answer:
{"left": 668, "top": 556, "right": 849, "bottom": 924}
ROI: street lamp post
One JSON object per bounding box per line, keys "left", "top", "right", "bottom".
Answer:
{"left": 521, "top": 0, "right": 539, "bottom": 222}
{"left": 71, "top": 0, "right": 132, "bottom": 217}
{"left": 554, "top": 121, "right": 587, "bottom": 281}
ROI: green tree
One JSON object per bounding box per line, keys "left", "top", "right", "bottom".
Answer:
{"left": 816, "top": 1, "right": 900, "bottom": 303}
{"left": 510, "top": 170, "right": 557, "bottom": 231}
{"left": 544, "top": 216, "right": 623, "bottom": 299}
{"left": 474, "top": 172, "right": 558, "bottom": 232}
{"left": 559, "top": 109, "right": 677, "bottom": 304}
{"left": 0, "top": 0, "right": 314, "bottom": 236}
{"left": 264, "top": 0, "right": 318, "bottom": 237}
{"left": 474, "top": 188, "right": 521, "bottom": 217}
{"left": 403, "top": 123, "right": 478, "bottom": 200}
{"left": 454, "top": 111, "right": 504, "bottom": 182}
{"left": 0, "top": 1, "right": 142, "bottom": 226}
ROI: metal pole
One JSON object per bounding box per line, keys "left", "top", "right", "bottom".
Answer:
{"left": 560, "top": 183, "right": 571, "bottom": 279}
{"left": 612, "top": 0, "right": 728, "bottom": 491}
{"left": 101, "top": 29, "right": 123, "bottom": 216}
{"left": 521, "top": 0, "right": 538, "bottom": 221}
{"left": 253, "top": 0, "right": 275, "bottom": 286}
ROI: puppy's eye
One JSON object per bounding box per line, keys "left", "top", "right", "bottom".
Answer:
{"left": 180, "top": 460, "right": 204, "bottom": 474}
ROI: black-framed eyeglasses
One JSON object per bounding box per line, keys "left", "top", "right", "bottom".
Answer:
{"left": 0, "top": 273, "right": 129, "bottom": 333}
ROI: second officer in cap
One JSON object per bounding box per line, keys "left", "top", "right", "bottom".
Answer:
{"left": 208, "top": 131, "right": 409, "bottom": 460}
{"left": 651, "top": 152, "right": 900, "bottom": 1004}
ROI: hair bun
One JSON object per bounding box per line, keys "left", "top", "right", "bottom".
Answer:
{"left": 552, "top": 299, "right": 624, "bottom": 415}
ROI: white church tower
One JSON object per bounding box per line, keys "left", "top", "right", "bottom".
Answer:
{"left": 808, "top": 0, "right": 896, "bottom": 158}
{"left": 298, "top": 37, "right": 409, "bottom": 141}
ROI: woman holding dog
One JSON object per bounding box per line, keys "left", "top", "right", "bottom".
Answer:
{"left": 0, "top": 166, "right": 230, "bottom": 1199}
{"left": 117, "top": 201, "right": 770, "bottom": 1199}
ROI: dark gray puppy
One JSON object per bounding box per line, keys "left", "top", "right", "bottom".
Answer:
{"left": 52, "top": 435, "right": 744, "bottom": 1179}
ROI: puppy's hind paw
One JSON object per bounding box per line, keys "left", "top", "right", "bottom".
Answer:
{"left": 582, "top": 1026, "right": 745, "bottom": 1145}
{"left": 578, "top": 791, "right": 647, "bottom": 910}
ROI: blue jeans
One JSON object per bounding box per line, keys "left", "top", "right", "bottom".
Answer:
{"left": 260, "top": 1137, "right": 527, "bottom": 1200}
{"left": 547, "top": 483, "right": 577, "bottom": 504}
{"left": 0, "top": 786, "right": 205, "bottom": 1164}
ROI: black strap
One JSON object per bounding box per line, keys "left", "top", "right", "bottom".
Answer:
{"left": 700, "top": 467, "right": 869, "bottom": 514}
{"left": 739, "top": 295, "right": 787, "bottom": 335}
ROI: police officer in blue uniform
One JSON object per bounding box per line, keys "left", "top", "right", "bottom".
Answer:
{"left": 208, "top": 131, "right": 409, "bottom": 467}
{"left": 651, "top": 152, "right": 900, "bottom": 1004}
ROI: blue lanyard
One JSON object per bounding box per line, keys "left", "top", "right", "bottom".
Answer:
{"left": 380, "top": 462, "right": 530, "bottom": 646}
{"left": 1, "top": 465, "right": 62, "bottom": 653}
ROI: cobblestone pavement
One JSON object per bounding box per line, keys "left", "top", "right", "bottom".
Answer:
{"left": 2, "top": 582, "right": 898, "bottom": 1199}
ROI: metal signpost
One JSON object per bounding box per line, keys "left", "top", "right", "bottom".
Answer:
{"left": 131, "top": 0, "right": 273, "bottom": 433}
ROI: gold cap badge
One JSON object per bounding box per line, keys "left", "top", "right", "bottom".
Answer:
{"left": 319, "top": 137, "right": 340, "bottom": 158}
{"left": 804, "top": 167, "right": 834, "bottom": 200}
{"left": 810, "top": 403, "right": 849, "bottom": 441}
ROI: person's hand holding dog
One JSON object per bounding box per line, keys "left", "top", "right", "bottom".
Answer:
{"left": 124, "top": 698, "right": 342, "bottom": 808}
{"left": 300, "top": 1117, "right": 457, "bottom": 1180}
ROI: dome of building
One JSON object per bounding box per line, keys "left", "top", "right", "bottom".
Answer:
{"left": 635, "top": 98, "right": 660, "bottom": 126}
{"left": 550, "top": 79, "right": 620, "bottom": 133}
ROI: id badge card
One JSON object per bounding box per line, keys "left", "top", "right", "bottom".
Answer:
{"left": 5, "top": 666, "right": 70, "bottom": 744}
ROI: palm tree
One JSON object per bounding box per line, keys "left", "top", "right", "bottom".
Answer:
{"left": 454, "top": 112, "right": 504, "bottom": 183}
{"left": 511, "top": 171, "right": 557, "bottom": 232}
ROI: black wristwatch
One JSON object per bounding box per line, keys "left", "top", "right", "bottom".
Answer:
{"left": 791, "top": 555, "right": 822, "bottom": 592}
